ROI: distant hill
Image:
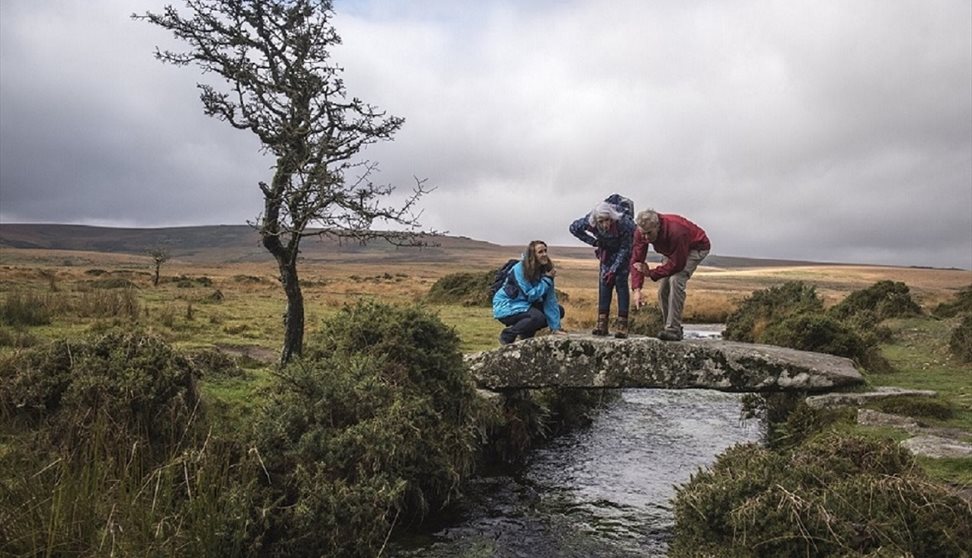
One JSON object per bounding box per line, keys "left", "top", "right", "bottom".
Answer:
{"left": 0, "top": 223, "right": 823, "bottom": 268}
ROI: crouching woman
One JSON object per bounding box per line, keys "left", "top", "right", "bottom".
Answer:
{"left": 492, "top": 240, "right": 567, "bottom": 344}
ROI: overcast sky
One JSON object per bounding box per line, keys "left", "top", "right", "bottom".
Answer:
{"left": 1, "top": 0, "right": 970, "bottom": 269}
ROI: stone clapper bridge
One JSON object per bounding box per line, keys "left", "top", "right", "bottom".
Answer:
{"left": 465, "top": 333, "right": 865, "bottom": 393}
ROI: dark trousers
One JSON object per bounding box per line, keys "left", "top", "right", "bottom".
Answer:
{"left": 597, "top": 271, "right": 630, "bottom": 317}
{"left": 498, "top": 304, "right": 565, "bottom": 343}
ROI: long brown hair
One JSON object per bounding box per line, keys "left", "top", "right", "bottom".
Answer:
{"left": 523, "top": 240, "right": 554, "bottom": 283}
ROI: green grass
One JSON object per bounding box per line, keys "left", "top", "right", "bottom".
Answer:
{"left": 846, "top": 316, "right": 972, "bottom": 487}
{"left": 919, "top": 456, "right": 972, "bottom": 485}
{"left": 426, "top": 304, "right": 501, "bottom": 353}
{"left": 199, "top": 368, "right": 274, "bottom": 433}
{"left": 874, "top": 317, "right": 972, "bottom": 430}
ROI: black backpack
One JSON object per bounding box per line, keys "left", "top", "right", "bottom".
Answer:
{"left": 489, "top": 258, "right": 519, "bottom": 300}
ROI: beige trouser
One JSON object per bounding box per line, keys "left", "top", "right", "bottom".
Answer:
{"left": 657, "top": 249, "right": 709, "bottom": 332}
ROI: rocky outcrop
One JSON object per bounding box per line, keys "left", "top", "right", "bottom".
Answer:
{"left": 465, "top": 333, "right": 865, "bottom": 393}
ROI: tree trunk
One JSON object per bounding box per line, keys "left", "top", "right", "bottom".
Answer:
{"left": 278, "top": 259, "right": 304, "bottom": 365}
{"left": 262, "top": 222, "right": 304, "bottom": 365}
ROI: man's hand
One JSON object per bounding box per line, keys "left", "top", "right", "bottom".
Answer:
{"left": 602, "top": 270, "right": 616, "bottom": 287}
{"left": 546, "top": 268, "right": 558, "bottom": 278}
{"left": 633, "top": 288, "right": 644, "bottom": 308}
{"left": 633, "top": 262, "right": 648, "bottom": 274}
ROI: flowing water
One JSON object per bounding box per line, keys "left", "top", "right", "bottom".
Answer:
{"left": 388, "top": 388, "right": 763, "bottom": 557}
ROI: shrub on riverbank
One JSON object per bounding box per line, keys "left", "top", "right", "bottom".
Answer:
{"left": 0, "top": 304, "right": 497, "bottom": 557}
{"left": 671, "top": 433, "right": 972, "bottom": 557}
{"left": 723, "top": 281, "right": 896, "bottom": 373}
{"left": 481, "top": 388, "right": 618, "bottom": 464}
{"left": 0, "top": 332, "right": 254, "bottom": 555}
{"left": 723, "top": 281, "right": 823, "bottom": 342}
{"left": 0, "top": 332, "right": 201, "bottom": 459}
{"left": 933, "top": 284, "right": 972, "bottom": 318}
{"left": 949, "top": 314, "right": 972, "bottom": 363}
{"left": 828, "top": 280, "right": 922, "bottom": 321}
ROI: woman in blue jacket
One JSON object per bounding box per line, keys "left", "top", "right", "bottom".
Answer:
{"left": 569, "top": 199, "right": 636, "bottom": 338}
{"left": 492, "top": 240, "right": 566, "bottom": 345}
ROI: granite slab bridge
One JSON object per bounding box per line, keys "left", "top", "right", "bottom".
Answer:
{"left": 465, "top": 334, "right": 865, "bottom": 393}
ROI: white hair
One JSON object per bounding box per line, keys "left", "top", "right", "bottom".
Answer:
{"left": 587, "top": 201, "right": 623, "bottom": 227}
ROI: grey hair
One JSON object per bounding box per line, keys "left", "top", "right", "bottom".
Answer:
{"left": 635, "top": 209, "right": 660, "bottom": 231}
{"left": 587, "top": 201, "right": 624, "bottom": 227}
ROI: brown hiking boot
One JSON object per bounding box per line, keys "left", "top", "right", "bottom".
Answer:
{"left": 592, "top": 313, "right": 609, "bottom": 336}
{"left": 614, "top": 316, "right": 629, "bottom": 339}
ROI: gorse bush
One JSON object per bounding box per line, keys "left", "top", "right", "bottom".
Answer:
{"left": 0, "top": 332, "right": 201, "bottom": 460}
{"left": 723, "top": 281, "right": 824, "bottom": 342}
{"left": 761, "top": 313, "right": 867, "bottom": 359}
{"left": 828, "top": 279, "right": 922, "bottom": 321}
{"left": 671, "top": 433, "right": 972, "bottom": 557}
{"left": 724, "top": 281, "right": 899, "bottom": 373}
{"left": 949, "top": 314, "right": 972, "bottom": 363}
{"left": 426, "top": 269, "right": 569, "bottom": 307}
{"left": 0, "top": 306, "right": 490, "bottom": 557}
{"left": 426, "top": 270, "right": 493, "bottom": 306}
{"left": 742, "top": 395, "right": 857, "bottom": 450}
{"left": 249, "top": 301, "right": 483, "bottom": 557}
{"left": 0, "top": 333, "right": 257, "bottom": 556}
{"left": 934, "top": 284, "right": 972, "bottom": 318}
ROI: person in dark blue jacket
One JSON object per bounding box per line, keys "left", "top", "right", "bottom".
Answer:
{"left": 492, "top": 240, "right": 566, "bottom": 345}
{"left": 569, "top": 200, "right": 637, "bottom": 338}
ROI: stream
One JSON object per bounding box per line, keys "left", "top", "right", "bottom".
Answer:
{"left": 388, "top": 387, "right": 763, "bottom": 557}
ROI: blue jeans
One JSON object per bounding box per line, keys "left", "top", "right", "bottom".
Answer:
{"left": 498, "top": 304, "right": 565, "bottom": 343}
{"left": 598, "top": 270, "right": 630, "bottom": 317}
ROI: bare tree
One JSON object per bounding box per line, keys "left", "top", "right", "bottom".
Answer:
{"left": 135, "top": 0, "right": 434, "bottom": 364}
{"left": 148, "top": 247, "right": 170, "bottom": 286}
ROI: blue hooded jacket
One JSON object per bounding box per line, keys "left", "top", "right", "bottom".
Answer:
{"left": 491, "top": 261, "right": 561, "bottom": 331}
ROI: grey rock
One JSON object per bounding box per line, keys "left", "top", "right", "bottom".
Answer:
{"left": 465, "top": 333, "right": 864, "bottom": 392}
{"left": 900, "top": 435, "right": 972, "bottom": 459}
{"left": 806, "top": 386, "right": 939, "bottom": 409}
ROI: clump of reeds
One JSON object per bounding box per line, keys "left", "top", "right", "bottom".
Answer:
{"left": 0, "top": 290, "right": 53, "bottom": 326}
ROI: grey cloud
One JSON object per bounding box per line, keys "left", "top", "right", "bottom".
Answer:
{"left": 1, "top": 0, "right": 969, "bottom": 269}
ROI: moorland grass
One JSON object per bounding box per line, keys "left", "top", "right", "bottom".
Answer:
{"left": 1, "top": 253, "right": 970, "bottom": 556}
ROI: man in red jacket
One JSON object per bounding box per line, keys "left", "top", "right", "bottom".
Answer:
{"left": 630, "top": 209, "right": 710, "bottom": 341}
